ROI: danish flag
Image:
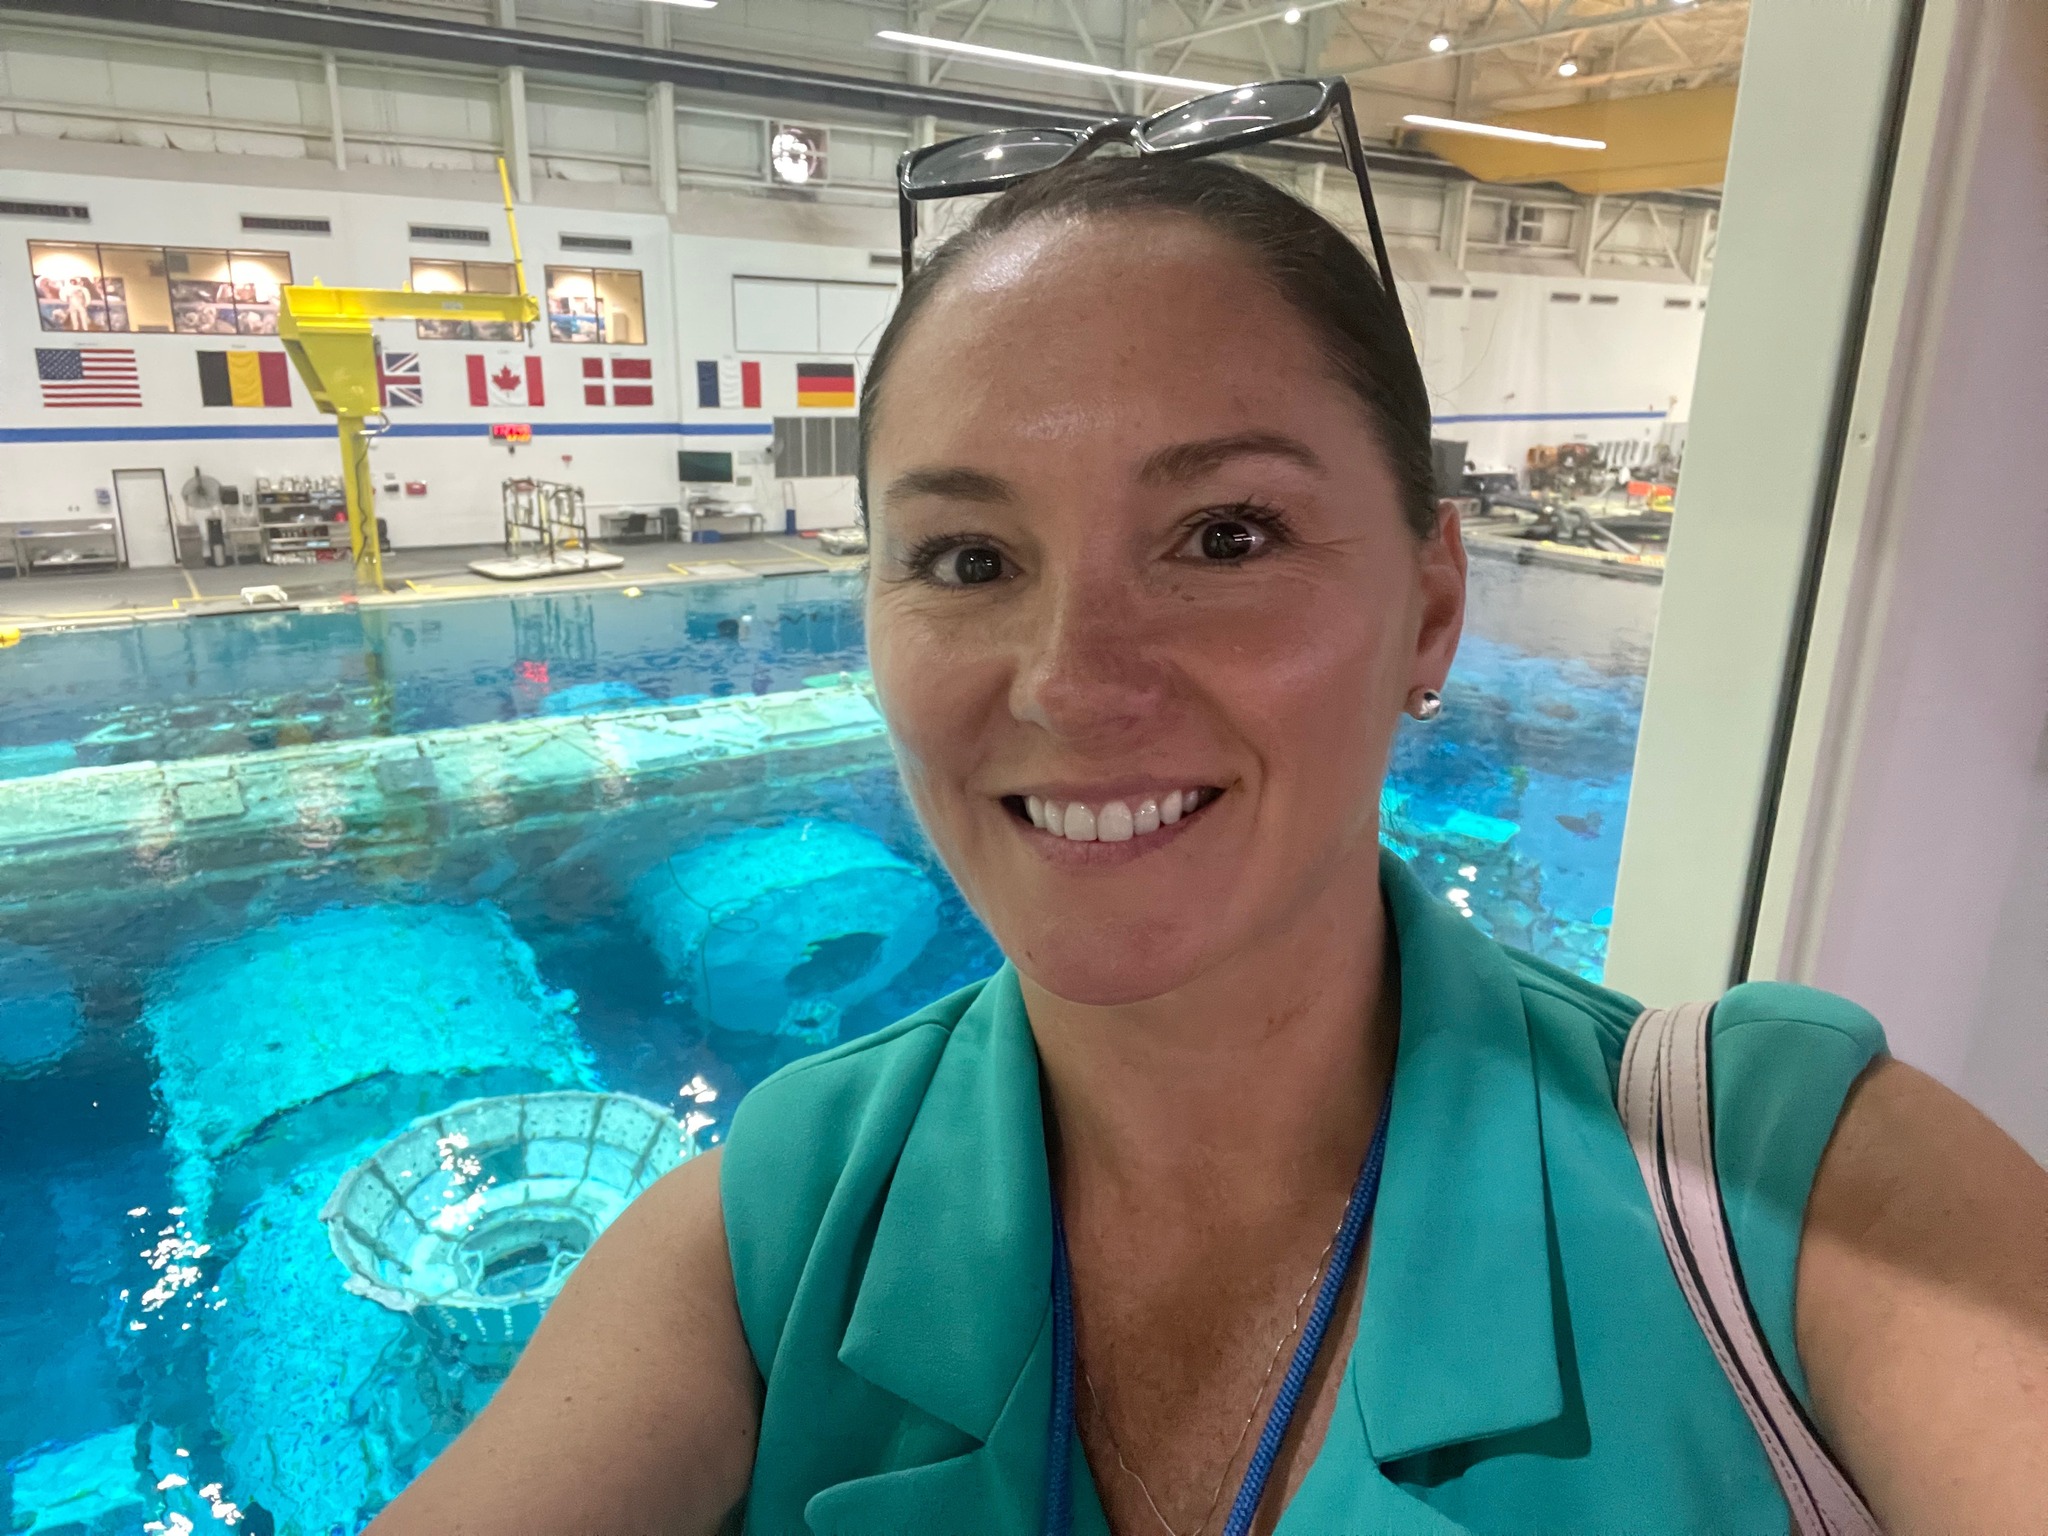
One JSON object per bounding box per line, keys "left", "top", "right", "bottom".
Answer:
{"left": 582, "top": 355, "right": 654, "bottom": 407}
{"left": 466, "top": 353, "right": 545, "bottom": 408}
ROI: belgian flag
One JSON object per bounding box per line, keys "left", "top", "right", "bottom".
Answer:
{"left": 796, "top": 361, "right": 856, "bottom": 408}
{"left": 197, "top": 350, "right": 293, "bottom": 408}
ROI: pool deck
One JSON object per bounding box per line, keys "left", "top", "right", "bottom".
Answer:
{"left": 0, "top": 535, "right": 864, "bottom": 632}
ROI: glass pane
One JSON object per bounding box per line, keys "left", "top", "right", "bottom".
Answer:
{"left": 228, "top": 250, "right": 291, "bottom": 336}
{"left": 1139, "top": 80, "right": 1328, "bottom": 152}
{"left": 545, "top": 265, "right": 600, "bottom": 343}
{"left": 408, "top": 258, "right": 467, "bottom": 293}
{"left": 28, "top": 241, "right": 107, "bottom": 332}
{"left": 94, "top": 244, "right": 173, "bottom": 332}
{"left": 166, "top": 247, "right": 238, "bottom": 333}
{"left": 907, "top": 129, "right": 1082, "bottom": 193}
{"left": 466, "top": 261, "right": 521, "bottom": 341}
{"left": 592, "top": 268, "right": 644, "bottom": 345}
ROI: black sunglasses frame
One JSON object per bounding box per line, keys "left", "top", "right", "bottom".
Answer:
{"left": 893, "top": 76, "right": 1399, "bottom": 318}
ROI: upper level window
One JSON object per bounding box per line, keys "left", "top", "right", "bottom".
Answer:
{"left": 545, "top": 266, "right": 644, "bottom": 345}
{"left": 168, "top": 249, "right": 293, "bottom": 334}
{"left": 31, "top": 243, "right": 292, "bottom": 335}
{"left": 409, "top": 258, "right": 521, "bottom": 341}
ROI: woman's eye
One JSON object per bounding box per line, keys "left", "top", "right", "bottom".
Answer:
{"left": 1180, "top": 517, "right": 1269, "bottom": 563}
{"left": 926, "top": 544, "right": 1007, "bottom": 587}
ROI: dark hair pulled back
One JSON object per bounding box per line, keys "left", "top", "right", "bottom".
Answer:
{"left": 857, "top": 154, "right": 1438, "bottom": 538}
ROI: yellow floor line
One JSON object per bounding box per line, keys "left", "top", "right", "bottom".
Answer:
{"left": 180, "top": 568, "right": 202, "bottom": 600}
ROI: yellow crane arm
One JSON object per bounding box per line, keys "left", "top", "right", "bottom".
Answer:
{"left": 272, "top": 158, "right": 540, "bottom": 591}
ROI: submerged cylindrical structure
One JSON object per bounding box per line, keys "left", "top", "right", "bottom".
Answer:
{"left": 632, "top": 819, "right": 939, "bottom": 1041}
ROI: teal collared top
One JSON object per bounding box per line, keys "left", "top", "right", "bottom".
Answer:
{"left": 721, "top": 850, "right": 1885, "bottom": 1535}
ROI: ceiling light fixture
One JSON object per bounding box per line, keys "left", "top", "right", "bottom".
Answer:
{"left": 1282, "top": 6, "right": 1303, "bottom": 22}
{"left": 647, "top": 0, "right": 718, "bottom": 9}
{"left": 874, "top": 30, "right": 1231, "bottom": 93}
{"left": 1428, "top": 32, "right": 1452, "bottom": 52}
{"left": 1402, "top": 113, "right": 1607, "bottom": 150}
{"left": 1557, "top": 57, "right": 1580, "bottom": 77}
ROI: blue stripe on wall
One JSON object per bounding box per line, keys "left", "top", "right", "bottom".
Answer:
{"left": 1431, "top": 410, "right": 1669, "bottom": 424}
{"left": 0, "top": 420, "right": 778, "bottom": 444}
{"left": 0, "top": 412, "right": 1657, "bottom": 444}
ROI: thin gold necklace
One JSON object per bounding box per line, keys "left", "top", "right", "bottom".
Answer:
{"left": 1078, "top": 1229, "right": 1339, "bottom": 1536}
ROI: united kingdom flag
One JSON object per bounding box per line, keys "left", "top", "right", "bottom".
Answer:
{"left": 377, "top": 348, "right": 423, "bottom": 408}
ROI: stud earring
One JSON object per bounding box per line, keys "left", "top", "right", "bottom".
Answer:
{"left": 1408, "top": 687, "right": 1443, "bottom": 722}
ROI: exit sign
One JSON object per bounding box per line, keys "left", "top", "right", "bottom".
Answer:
{"left": 490, "top": 423, "right": 533, "bottom": 444}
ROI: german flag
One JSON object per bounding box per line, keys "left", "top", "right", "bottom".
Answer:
{"left": 796, "top": 361, "right": 856, "bottom": 408}
{"left": 197, "top": 350, "right": 293, "bottom": 408}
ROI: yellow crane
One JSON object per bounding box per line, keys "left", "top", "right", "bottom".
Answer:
{"left": 277, "top": 158, "right": 540, "bottom": 591}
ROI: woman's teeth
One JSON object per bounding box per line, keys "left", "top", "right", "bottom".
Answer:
{"left": 1024, "top": 789, "right": 1212, "bottom": 842}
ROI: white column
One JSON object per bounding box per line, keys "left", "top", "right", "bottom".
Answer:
{"left": 1605, "top": 0, "right": 1931, "bottom": 1002}
{"left": 501, "top": 66, "right": 533, "bottom": 203}
{"left": 1574, "top": 193, "right": 1603, "bottom": 277}
{"left": 1680, "top": 207, "right": 1715, "bottom": 285}
{"left": 1440, "top": 180, "right": 1473, "bottom": 274}
{"left": 649, "top": 80, "right": 678, "bottom": 216}
{"left": 323, "top": 51, "right": 345, "bottom": 171}
{"left": 494, "top": 0, "right": 515, "bottom": 26}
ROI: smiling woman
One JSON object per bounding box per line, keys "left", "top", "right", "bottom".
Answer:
{"left": 365, "top": 158, "right": 2048, "bottom": 1536}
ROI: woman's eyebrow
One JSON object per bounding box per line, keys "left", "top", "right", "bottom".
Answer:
{"left": 1138, "top": 431, "right": 1324, "bottom": 484}
{"left": 882, "top": 466, "right": 1017, "bottom": 504}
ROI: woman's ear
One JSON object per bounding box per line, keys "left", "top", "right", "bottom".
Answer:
{"left": 1413, "top": 498, "right": 1467, "bottom": 690}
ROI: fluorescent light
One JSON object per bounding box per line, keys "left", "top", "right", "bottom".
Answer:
{"left": 648, "top": 0, "right": 718, "bottom": 8}
{"left": 875, "top": 30, "right": 1231, "bottom": 94}
{"left": 1402, "top": 113, "right": 1607, "bottom": 151}
{"left": 1428, "top": 32, "right": 1452, "bottom": 52}
{"left": 1556, "top": 57, "right": 1580, "bottom": 77}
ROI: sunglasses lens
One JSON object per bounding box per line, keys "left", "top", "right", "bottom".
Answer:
{"left": 906, "top": 129, "right": 1084, "bottom": 193}
{"left": 1139, "top": 80, "right": 1328, "bottom": 151}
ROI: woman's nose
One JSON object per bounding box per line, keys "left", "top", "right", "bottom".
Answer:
{"left": 1007, "top": 569, "right": 1168, "bottom": 740}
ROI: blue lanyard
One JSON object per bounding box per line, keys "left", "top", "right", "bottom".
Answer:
{"left": 1043, "top": 1090, "right": 1393, "bottom": 1536}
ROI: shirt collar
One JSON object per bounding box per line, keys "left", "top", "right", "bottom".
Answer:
{"left": 1353, "top": 849, "right": 1563, "bottom": 1460}
{"left": 837, "top": 850, "right": 1564, "bottom": 1462}
{"left": 838, "top": 963, "right": 1051, "bottom": 1441}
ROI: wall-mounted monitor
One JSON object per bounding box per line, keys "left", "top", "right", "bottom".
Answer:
{"left": 678, "top": 450, "right": 735, "bottom": 484}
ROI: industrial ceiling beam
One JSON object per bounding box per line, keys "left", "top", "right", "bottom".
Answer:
{"left": 1159, "top": 0, "right": 1355, "bottom": 48}
{"left": 0, "top": 0, "right": 1459, "bottom": 176}
{"left": 1345, "top": 0, "right": 1744, "bottom": 74}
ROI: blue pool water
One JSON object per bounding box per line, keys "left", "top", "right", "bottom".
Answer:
{"left": 0, "top": 559, "right": 1655, "bottom": 1534}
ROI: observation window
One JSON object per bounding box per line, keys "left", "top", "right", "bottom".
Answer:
{"left": 31, "top": 242, "right": 295, "bottom": 335}
{"left": 409, "top": 259, "right": 523, "bottom": 342}
{"left": 545, "top": 265, "right": 645, "bottom": 345}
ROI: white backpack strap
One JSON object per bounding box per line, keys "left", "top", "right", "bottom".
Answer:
{"left": 1619, "top": 1004, "right": 1882, "bottom": 1536}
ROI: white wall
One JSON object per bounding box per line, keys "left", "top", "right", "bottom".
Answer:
{"left": 0, "top": 14, "right": 1713, "bottom": 561}
{"left": 0, "top": 147, "right": 887, "bottom": 550}
{"left": 1405, "top": 271, "right": 1707, "bottom": 471}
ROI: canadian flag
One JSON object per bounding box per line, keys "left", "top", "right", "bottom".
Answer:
{"left": 466, "top": 353, "right": 545, "bottom": 408}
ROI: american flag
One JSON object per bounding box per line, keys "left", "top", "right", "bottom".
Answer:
{"left": 378, "top": 348, "right": 423, "bottom": 409}
{"left": 36, "top": 347, "right": 142, "bottom": 408}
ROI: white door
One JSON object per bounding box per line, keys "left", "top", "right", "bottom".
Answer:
{"left": 113, "top": 468, "right": 175, "bottom": 568}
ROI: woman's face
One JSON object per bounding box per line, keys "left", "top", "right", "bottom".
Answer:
{"left": 865, "top": 213, "right": 1465, "bottom": 1006}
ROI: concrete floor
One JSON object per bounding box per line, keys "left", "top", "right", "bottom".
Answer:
{"left": 0, "top": 535, "right": 863, "bottom": 631}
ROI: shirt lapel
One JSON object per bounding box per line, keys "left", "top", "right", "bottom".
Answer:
{"left": 1349, "top": 850, "right": 1566, "bottom": 1462}
{"left": 838, "top": 963, "right": 1050, "bottom": 1438}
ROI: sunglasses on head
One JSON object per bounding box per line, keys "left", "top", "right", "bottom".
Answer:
{"left": 894, "top": 76, "right": 1399, "bottom": 312}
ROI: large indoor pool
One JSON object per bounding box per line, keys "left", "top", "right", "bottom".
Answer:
{"left": 0, "top": 558, "right": 1654, "bottom": 1535}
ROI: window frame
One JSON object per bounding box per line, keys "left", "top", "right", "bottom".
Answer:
{"left": 408, "top": 257, "right": 522, "bottom": 342}
{"left": 544, "top": 264, "right": 646, "bottom": 346}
